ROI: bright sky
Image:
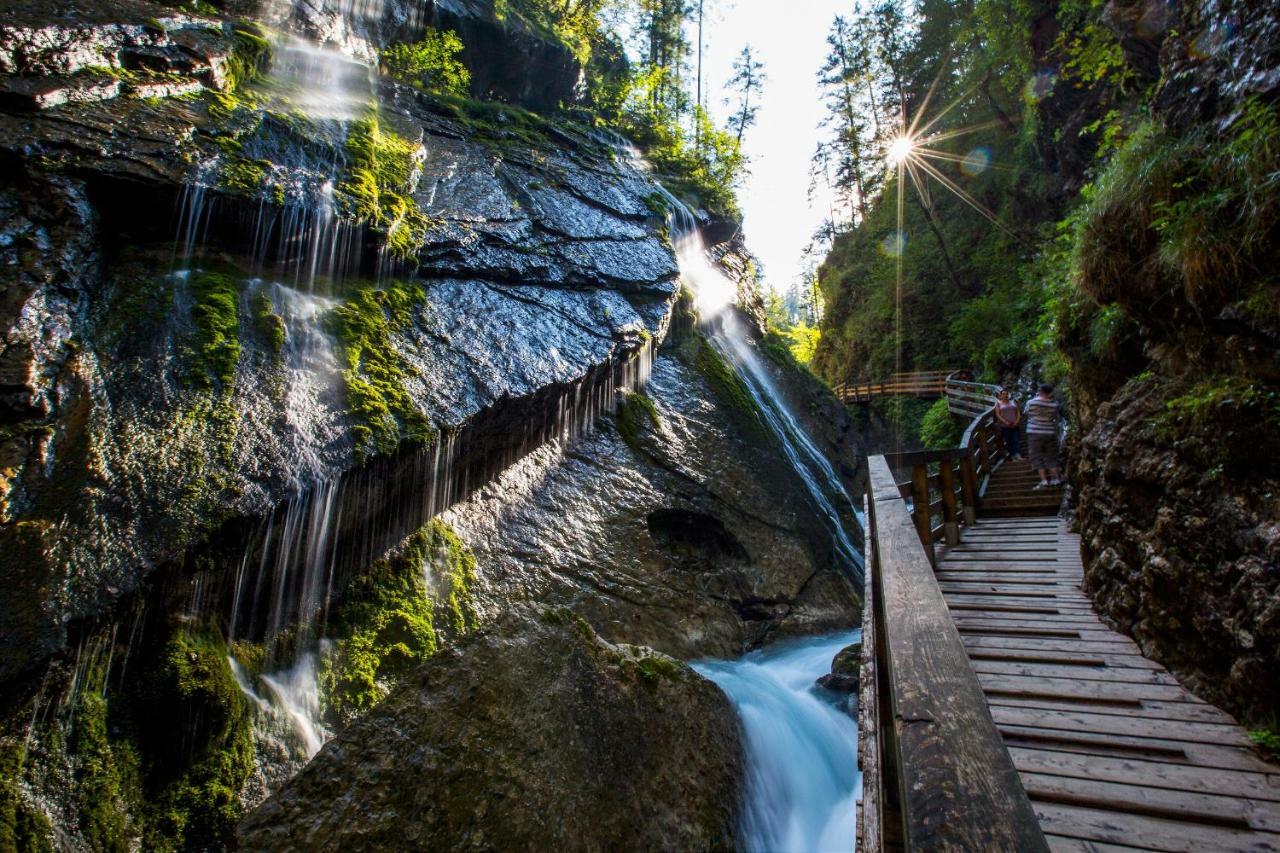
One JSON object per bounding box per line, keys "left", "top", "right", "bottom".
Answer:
{"left": 698, "top": 0, "right": 853, "bottom": 294}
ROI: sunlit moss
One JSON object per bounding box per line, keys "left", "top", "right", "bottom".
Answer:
{"left": 616, "top": 390, "right": 661, "bottom": 453}
{"left": 337, "top": 117, "right": 434, "bottom": 261}
{"left": 252, "top": 292, "right": 286, "bottom": 353}
{"left": 320, "top": 519, "right": 478, "bottom": 726}
{"left": 331, "top": 282, "right": 435, "bottom": 460}
{"left": 183, "top": 271, "right": 242, "bottom": 393}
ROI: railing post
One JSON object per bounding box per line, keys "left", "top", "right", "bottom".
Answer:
{"left": 939, "top": 458, "right": 960, "bottom": 545}
{"left": 977, "top": 428, "right": 992, "bottom": 483}
{"left": 959, "top": 455, "right": 978, "bottom": 525}
{"left": 910, "top": 464, "right": 936, "bottom": 568}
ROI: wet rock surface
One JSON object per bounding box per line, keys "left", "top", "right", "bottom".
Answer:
{"left": 238, "top": 613, "right": 744, "bottom": 852}
{"left": 446, "top": 349, "right": 862, "bottom": 660}
{"left": 816, "top": 640, "right": 861, "bottom": 693}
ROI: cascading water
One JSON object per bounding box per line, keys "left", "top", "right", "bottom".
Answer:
{"left": 659, "top": 189, "right": 865, "bottom": 849}
{"left": 694, "top": 632, "right": 861, "bottom": 853}
{"left": 664, "top": 195, "right": 865, "bottom": 584}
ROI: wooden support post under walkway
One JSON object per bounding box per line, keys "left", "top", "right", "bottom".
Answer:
{"left": 856, "top": 385, "right": 1280, "bottom": 852}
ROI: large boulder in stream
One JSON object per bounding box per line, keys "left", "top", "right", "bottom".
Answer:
{"left": 238, "top": 613, "right": 744, "bottom": 851}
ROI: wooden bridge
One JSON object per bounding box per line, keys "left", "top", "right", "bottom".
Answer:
{"left": 856, "top": 392, "right": 1280, "bottom": 851}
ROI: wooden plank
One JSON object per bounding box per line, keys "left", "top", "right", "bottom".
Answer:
{"left": 997, "top": 725, "right": 1280, "bottom": 773}
{"left": 987, "top": 696, "right": 1236, "bottom": 725}
{"left": 961, "top": 635, "right": 1145, "bottom": 654}
{"left": 1021, "top": 772, "right": 1280, "bottom": 832}
{"left": 966, "top": 648, "right": 1162, "bottom": 671}
{"left": 989, "top": 706, "right": 1255, "bottom": 747}
{"left": 865, "top": 455, "right": 1049, "bottom": 851}
{"left": 971, "top": 660, "right": 1181, "bottom": 686}
{"left": 1031, "top": 802, "right": 1280, "bottom": 853}
{"left": 1044, "top": 834, "right": 1133, "bottom": 853}
{"left": 1009, "top": 747, "right": 1280, "bottom": 803}
{"left": 978, "top": 673, "right": 1194, "bottom": 703}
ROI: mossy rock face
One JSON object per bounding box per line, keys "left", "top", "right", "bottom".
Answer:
{"left": 331, "top": 281, "right": 436, "bottom": 462}
{"left": 241, "top": 614, "right": 744, "bottom": 851}
{"left": 320, "top": 519, "right": 478, "bottom": 727}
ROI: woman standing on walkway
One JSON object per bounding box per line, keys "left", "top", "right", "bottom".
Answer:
{"left": 995, "top": 389, "right": 1021, "bottom": 460}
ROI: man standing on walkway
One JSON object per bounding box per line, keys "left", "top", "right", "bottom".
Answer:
{"left": 1024, "top": 384, "right": 1061, "bottom": 489}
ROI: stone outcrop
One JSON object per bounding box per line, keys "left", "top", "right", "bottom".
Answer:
{"left": 445, "top": 344, "right": 862, "bottom": 660}
{"left": 0, "top": 1, "right": 678, "bottom": 681}
{"left": 238, "top": 613, "right": 744, "bottom": 851}
{"left": 1068, "top": 0, "right": 1280, "bottom": 724}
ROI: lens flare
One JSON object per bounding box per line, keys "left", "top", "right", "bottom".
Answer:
{"left": 961, "top": 147, "right": 991, "bottom": 176}
{"left": 886, "top": 136, "right": 916, "bottom": 167}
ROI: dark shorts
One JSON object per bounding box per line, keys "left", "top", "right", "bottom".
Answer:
{"left": 1027, "top": 433, "right": 1059, "bottom": 470}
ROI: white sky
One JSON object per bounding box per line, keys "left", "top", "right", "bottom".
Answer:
{"left": 697, "top": 0, "right": 852, "bottom": 294}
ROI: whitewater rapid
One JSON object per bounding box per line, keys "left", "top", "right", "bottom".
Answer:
{"left": 694, "top": 632, "right": 862, "bottom": 853}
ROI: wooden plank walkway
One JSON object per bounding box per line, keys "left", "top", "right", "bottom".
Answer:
{"left": 939, "top": 516, "right": 1280, "bottom": 852}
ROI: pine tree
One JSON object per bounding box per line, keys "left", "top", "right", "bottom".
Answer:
{"left": 726, "top": 45, "right": 765, "bottom": 147}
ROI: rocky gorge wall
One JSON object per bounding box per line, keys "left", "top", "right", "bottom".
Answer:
{"left": 1066, "top": 0, "right": 1280, "bottom": 727}
{"left": 0, "top": 1, "right": 864, "bottom": 849}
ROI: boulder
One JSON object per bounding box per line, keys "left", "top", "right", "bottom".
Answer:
{"left": 816, "top": 640, "right": 862, "bottom": 694}
{"left": 238, "top": 613, "right": 744, "bottom": 851}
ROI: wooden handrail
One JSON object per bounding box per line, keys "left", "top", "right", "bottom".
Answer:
{"left": 857, "top": 381, "right": 1048, "bottom": 852}
{"left": 859, "top": 456, "right": 1048, "bottom": 851}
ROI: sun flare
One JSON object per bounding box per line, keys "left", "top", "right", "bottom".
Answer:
{"left": 886, "top": 135, "right": 916, "bottom": 167}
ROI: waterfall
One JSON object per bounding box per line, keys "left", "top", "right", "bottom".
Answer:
{"left": 664, "top": 197, "right": 865, "bottom": 584}
{"left": 175, "top": 0, "right": 385, "bottom": 292}
{"left": 694, "top": 632, "right": 861, "bottom": 853}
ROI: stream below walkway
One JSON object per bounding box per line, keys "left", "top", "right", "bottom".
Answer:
{"left": 694, "top": 631, "right": 861, "bottom": 853}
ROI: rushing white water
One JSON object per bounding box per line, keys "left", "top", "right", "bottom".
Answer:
{"left": 666, "top": 203, "right": 865, "bottom": 583}
{"left": 230, "top": 648, "right": 332, "bottom": 762}
{"left": 694, "top": 632, "right": 861, "bottom": 853}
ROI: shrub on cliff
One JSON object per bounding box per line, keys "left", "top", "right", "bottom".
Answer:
{"left": 380, "top": 29, "right": 470, "bottom": 96}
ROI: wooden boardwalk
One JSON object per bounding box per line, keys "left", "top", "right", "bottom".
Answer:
{"left": 938, "top": 516, "right": 1280, "bottom": 852}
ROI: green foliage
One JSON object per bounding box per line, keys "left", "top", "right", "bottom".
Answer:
{"left": 184, "top": 271, "right": 242, "bottom": 392}
{"left": 633, "top": 652, "right": 683, "bottom": 685}
{"left": 0, "top": 741, "right": 53, "bottom": 853}
{"left": 337, "top": 117, "right": 432, "bottom": 261}
{"left": 1076, "top": 99, "right": 1280, "bottom": 314}
{"left": 1250, "top": 728, "right": 1280, "bottom": 754}
{"left": 331, "top": 282, "right": 435, "bottom": 461}
{"left": 380, "top": 29, "right": 470, "bottom": 95}
{"left": 1157, "top": 377, "right": 1280, "bottom": 443}
{"left": 919, "top": 398, "right": 962, "bottom": 449}
{"left": 616, "top": 390, "right": 661, "bottom": 453}
{"left": 252, "top": 292, "right": 286, "bottom": 353}
{"left": 71, "top": 692, "right": 133, "bottom": 852}
{"left": 321, "top": 519, "right": 477, "bottom": 725}
{"left": 494, "top": 0, "right": 607, "bottom": 65}
{"left": 619, "top": 84, "right": 743, "bottom": 219}
{"left": 137, "top": 627, "right": 255, "bottom": 852}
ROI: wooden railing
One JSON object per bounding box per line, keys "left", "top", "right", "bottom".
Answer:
{"left": 857, "top": 407, "right": 1048, "bottom": 851}
{"left": 944, "top": 373, "right": 1000, "bottom": 420}
{"left": 833, "top": 370, "right": 951, "bottom": 404}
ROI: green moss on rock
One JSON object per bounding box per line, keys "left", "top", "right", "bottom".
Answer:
{"left": 687, "top": 335, "right": 768, "bottom": 441}
{"left": 0, "top": 741, "right": 54, "bottom": 853}
{"left": 134, "top": 626, "right": 255, "bottom": 852}
{"left": 337, "top": 117, "right": 433, "bottom": 261}
{"left": 616, "top": 390, "right": 661, "bottom": 454}
{"left": 331, "top": 281, "right": 435, "bottom": 461}
{"left": 321, "top": 519, "right": 478, "bottom": 725}
{"left": 252, "top": 292, "right": 286, "bottom": 353}
{"left": 70, "top": 691, "right": 134, "bottom": 852}
{"left": 184, "top": 271, "right": 242, "bottom": 392}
